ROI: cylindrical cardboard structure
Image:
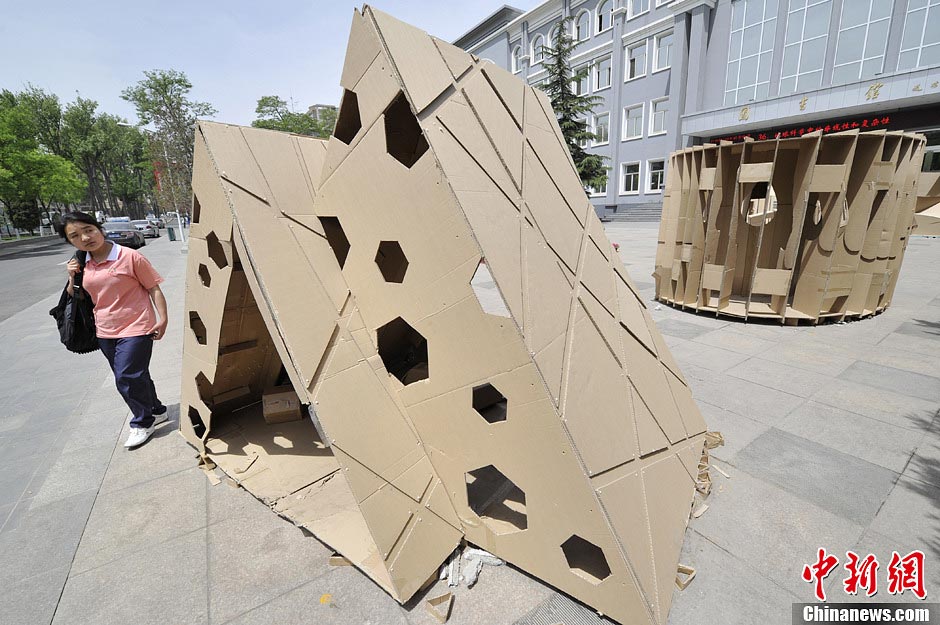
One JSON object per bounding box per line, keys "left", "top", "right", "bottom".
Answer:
{"left": 653, "top": 130, "right": 926, "bottom": 323}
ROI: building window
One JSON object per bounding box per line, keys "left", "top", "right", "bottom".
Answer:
{"left": 594, "top": 56, "right": 612, "bottom": 90}
{"left": 724, "top": 0, "right": 776, "bottom": 105}
{"left": 593, "top": 112, "right": 610, "bottom": 145}
{"left": 572, "top": 66, "right": 590, "bottom": 95}
{"left": 653, "top": 30, "right": 674, "bottom": 71}
{"left": 621, "top": 162, "right": 641, "bottom": 195}
{"left": 588, "top": 180, "right": 608, "bottom": 196}
{"left": 653, "top": 30, "right": 673, "bottom": 72}
{"left": 779, "top": 0, "right": 833, "bottom": 94}
{"left": 832, "top": 0, "right": 892, "bottom": 84}
{"left": 629, "top": 0, "right": 650, "bottom": 19}
{"left": 650, "top": 98, "right": 668, "bottom": 135}
{"left": 578, "top": 119, "right": 589, "bottom": 147}
{"left": 622, "top": 104, "right": 643, "bottom": 140}
{"left": 549, "top": 23, "right": 562, "bottom": 45}
{"left": 648, "top": 160, "right": 665, "bottom": 192}
{"left": 597, "top": 0, "right": 612, "bottom": 33}
{"left": 575, "top": 11, "right": 591, "bottom": 41}
{"left": 899, "top": 0, "right": 940, "bottom": 71}
{"left": 625, "top": 40, "right": 647, "bottom": 80}
{"left": 531, "top": 34, "right": 545, "bottom": 64}
{"left": 512, "top": 45, "right": 523, "bottom": 73}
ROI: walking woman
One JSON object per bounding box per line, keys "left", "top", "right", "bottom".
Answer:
{"left": 60, "top": 212, "right": 169, "bottom": 448}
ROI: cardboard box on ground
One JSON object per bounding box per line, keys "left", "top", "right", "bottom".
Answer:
{"left": 654, "top": 130, "right": 933, "bottom": 323}
{"left": 178, "top": 6, "right": 706, "bottom": 625}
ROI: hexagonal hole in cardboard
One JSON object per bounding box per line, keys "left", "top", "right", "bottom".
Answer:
{"left": 375, "top": 241, "right": 408, "bottom": 283}
{"left": 195, "top": 371, "right": 214, "bottom": 408}
{"left": 334, "top": 89, "right": 362, "bottom": 145}
{"left": 198, "top": 263, "right": 212, "bottom": 288}
{"left": 319, "top": 216, "right": 350, "bottom": 269}
{"left": 466, "top": 465, "right": 527, "bottom": 533}
{"left": 561, "top": 535, "right": 611, "bottom": 584}
{"left": 472, "top": 383, "right": 507, "bottom": 423}
{"left": 384, "top": 91, "right": 428, "bottom": 168}
{"left": 188, "top": 405, "right": 207, "bottom": 439}
{"left": 376, "top": 317, "right": 428, "bottom": 385}
{"left": 206, "top": 231, "right": 228, "bottom": 270}
{"left": 189, "top": 311, "right": 207, "bottom": 345}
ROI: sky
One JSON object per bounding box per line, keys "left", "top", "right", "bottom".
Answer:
{"left": 1, "top": 1, "right": 542, "bottom": 127}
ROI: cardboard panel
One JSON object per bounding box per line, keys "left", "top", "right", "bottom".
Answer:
{"left": 523, "top": 148, "right": 584, "bottom": 273}
{"left": 340, "top": 9, "right": 382, "bottom": 90}
{"left": 369, "top": 7, "right": 453, "bottom": 112}
{"left": 462, "top": 71, "right": 523, "bottom": 190}
{"left": 563, "top": 305, "right": 636, "bottom": 476}
{"left": 751, "top": 268, "right": 791, "bottom": 295}
{"left": 431, "top": 35, "right": 474, "bottom": 80}
{"left": 190, "top": 128, "right": 235, "bottom": 242}
{"left": 738, "top": 162, "right": 773, "bottom": 183}
{"left": 596, "top": 470, "right": 659, "bottom": 621}
{"left": 481, "top": 64, "right": 525, "bottom": 129}
{"left": 809, "top": 164, "right": 848, "bottom": 192}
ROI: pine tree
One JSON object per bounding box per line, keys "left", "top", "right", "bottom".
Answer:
{"left": 541, "top": 17, "right": 608, "bottom": 192}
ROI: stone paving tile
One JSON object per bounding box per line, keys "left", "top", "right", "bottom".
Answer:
{"left": 877, "top": 331, "right": 940, "bottom": 358}
{"left": 905, "top": 427, "right": 940, "bottom": 489}
{"left": 207, "top": 491, "right": 334, "bottom": 624}
{"left": 725, "top": 357, "right": 831, "bottom": 398}
{"left": 652, "top": 317, "right": 716, "bottom": 340}
{"left": 70, "top": 467, "right": 207, "bottom": 575}
{"left": 691, "top": 326, "right": 777, "bottom": 356}
{"left": 868, "top": 476, "right": 940, "bottom": 564}
{"left": 689, "top": 463, "right": 864, "bottom": 599}
{"left": 734, "top": 428, "right": 899, "bottom": 526}
{"left": 26, "top": 441, "right": 115, "bottom": 508}
{"left": 778, "top": 401, "right": 924, "bottom": 474}
{"left": 839, "top": 361, "right": 940, "bottom": 403}
{"left": 669, "top": 340, "right": 751, "bottom": 373}
{"left": 894, "top": 320, "right": 940, "bottom": 342}
{"left": 750, "top": 335, "right": 859, "bottom": 376}
{"left": 0, "top": 490, "right": 96, "bottom": 588}
{"left": 683, "top": 370, "right": 804, "bottom": 426}
{"left": 0, "top": 565, "right": 70, "bottom": 625}
{"left": 53, "top": 527, "right": 209, "bottom": 625}
{"left": 857, "top": 342, "right": 940, "bottom": 380}
{"left": 810, "top": 378, "right": 938, "bottom": 433}
{"left": 0, "top": 451, "right": 48, "bottom": 508}
{"left": 695, "top": 400, "right": 771, "bottom": 465}
{"left": 668, "top": 529, "right": 800, "bottom": 625}
{"left": 99, "top": 413, "right": 197, "bottom": 494}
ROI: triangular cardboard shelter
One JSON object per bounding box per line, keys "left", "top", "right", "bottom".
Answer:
{"left": 654, "top": 131, "right": 926, "bottom": 322}
{"left": 180, "top": 7, "right": 705, "bottom": 624}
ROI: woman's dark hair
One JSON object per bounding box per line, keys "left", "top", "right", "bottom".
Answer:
{"left": 58, "top": 212, "right": 104, "bottom": 240}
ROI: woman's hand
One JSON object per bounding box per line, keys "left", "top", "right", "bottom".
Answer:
{"left": 151, "top": 319, "right": 168, "bottom": 341}
{"left": 67, "top": 258, "right": 80, "bottom": 278}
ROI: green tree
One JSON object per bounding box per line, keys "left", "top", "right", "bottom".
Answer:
{"left": 252, "top": 96, "right": 329, "bottom": 136}
{"left": 541, "top": 18, "right": 607, "bottom": 191}
{"left": 121, "top": 69, "right": 216, "bottom": 186}
{"left": 8, "top": 197, "right": 41, "bottom": 234}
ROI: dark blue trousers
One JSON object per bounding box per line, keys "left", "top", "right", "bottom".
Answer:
{"left": 98, "top": 335, "right": 164, "bottom": 429}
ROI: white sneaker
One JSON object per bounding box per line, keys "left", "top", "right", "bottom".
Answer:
{"left": 124, "top": 426, "right": 155, "bottom": 448}
{"left": 152, "top": 413, "right": 169, "bottom": 426}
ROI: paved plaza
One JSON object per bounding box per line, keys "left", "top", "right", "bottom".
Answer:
{"left": 0, "top": 223, "right": 937, "bottom": 625}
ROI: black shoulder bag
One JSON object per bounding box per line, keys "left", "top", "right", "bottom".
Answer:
{"left": 49, "top": 250, "right": 99, "bottom": 354}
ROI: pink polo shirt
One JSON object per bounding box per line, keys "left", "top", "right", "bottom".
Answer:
{"left": 81, "top": 244, "right": 164, "bottom": 339}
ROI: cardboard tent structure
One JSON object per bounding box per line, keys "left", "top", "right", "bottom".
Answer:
{"left": 180, "top": 7, "right": 706, "bottom": 625}
{"left": 914, "top": 171, "right": 940, "bottom": 236}
{"left": 653, "top": 131, "right": 927, "bottom": 323}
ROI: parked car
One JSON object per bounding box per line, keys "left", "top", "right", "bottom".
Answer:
{"left": 103, "top": 222, "right": 146, "bottom": 249}
{"left": 106, "top": 216, "right": 131, "bottom": 222}
{"left": 132, "top": 219, "right": 160, "bottom": 238}
{"left": 148, "top": 217, "right": 165, "bottom": 229}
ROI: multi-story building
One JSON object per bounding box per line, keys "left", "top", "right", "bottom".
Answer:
{"left": 455, "top": 0, "right": 940, "bottom": 219}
